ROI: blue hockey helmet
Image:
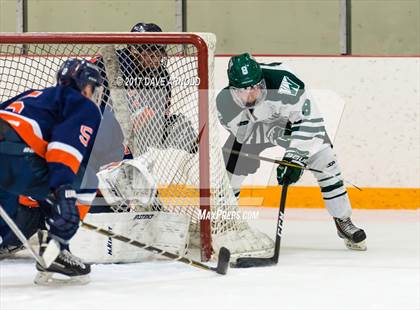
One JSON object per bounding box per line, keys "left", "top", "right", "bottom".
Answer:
{"left": 56, "top": 59, "right": 102, "bottom": 92}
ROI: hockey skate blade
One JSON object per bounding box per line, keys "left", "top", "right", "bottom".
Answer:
{"left": 34, "top": 271, "right": 90, "bottom": 286}
{"left": 42, "top": 239, "right": 60, "bottom": 268}
{"left": 344, "top": 239, "right": 367, "bottom": 251}
{"left": 215, "top": 247, "right": 230, "bottom": 275}
{"left": 233, "top": 257, "right": 276, "bottom": 268}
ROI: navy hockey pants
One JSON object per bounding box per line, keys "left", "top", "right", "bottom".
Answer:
{"left": 0, "top": 119, "right": 49, "bottom": 247}
{"left": 0, "top": 119, "right": 50, "bottom": 198}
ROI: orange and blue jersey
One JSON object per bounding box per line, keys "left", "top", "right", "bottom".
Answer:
{"left": 0, "top": 86, "right": 101, "bottom": 190}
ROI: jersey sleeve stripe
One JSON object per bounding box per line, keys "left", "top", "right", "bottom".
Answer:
{"left": 45, "top": 149, "right": 81, "bottom": 174}
{"left": 47, "top": 141, "right": 83, "bottom": 162}
{"left": 0, "top": 110, "right": 43, "bottom": 138}
{"left": 0, "top": 112, "right": 47, "bottom": 157}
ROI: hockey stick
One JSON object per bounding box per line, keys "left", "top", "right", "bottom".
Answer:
{"left": 80, "top": 221, "right": 231, "bottom": 275}
{"left": 233, "top": 184, "right": 289, "bottom": 268}
{"left": 0, "top": 204, "right": 47, "bottom": 268}
{"left": 222, "top": 147, "right": 361, "bottom": 191}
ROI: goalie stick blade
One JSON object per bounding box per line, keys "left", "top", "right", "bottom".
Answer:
{"left": 233, "top": 257, "right": 276, "bottom": 268}
{"left": 214, "top": 247, "right": 230, "bottom": 275}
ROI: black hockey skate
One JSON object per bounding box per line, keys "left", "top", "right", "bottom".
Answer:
{"left": 34, "top": 230, "right": 91, "bottom": 285}
{"left": 334, "top": 217, "right": 367, "bottom": 251}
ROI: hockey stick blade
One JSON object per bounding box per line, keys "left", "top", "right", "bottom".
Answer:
{"left": 213, "top": 247, "right": 230, "bottom": 275}
{"left": 233, "top": 256, "right": 276, "bottom": 268}
{"left": 232, "top": 185, "right": 289, "bottom": 268}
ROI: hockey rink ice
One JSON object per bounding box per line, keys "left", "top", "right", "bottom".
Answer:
{"left": 1, "top": 207, "right": 419, "bottom": 310}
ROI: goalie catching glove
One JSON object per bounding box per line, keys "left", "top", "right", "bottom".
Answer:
{"left": 277, "top": 151, "right": 307, "bottom": 186}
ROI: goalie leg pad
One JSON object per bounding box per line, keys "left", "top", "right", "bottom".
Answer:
{"left": 71, "top": 211, "right": 190, "bottom": 263}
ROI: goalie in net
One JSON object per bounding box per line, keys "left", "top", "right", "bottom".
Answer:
{"left": 0, "top": 29, "right": 275, "bottom": 263}
{"left": 91, "top": 22, "right": 198, "bottom": 211}
{"left": 88, "top": 26, "right": 275, "bottom": 261}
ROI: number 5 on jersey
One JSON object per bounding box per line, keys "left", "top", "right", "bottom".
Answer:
{"left": 79, "top": 125, "right": 93, "bottom": 147}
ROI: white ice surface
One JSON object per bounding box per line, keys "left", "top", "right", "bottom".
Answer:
{"left": 1, "top": 208, "right": 419, "bottom": 310}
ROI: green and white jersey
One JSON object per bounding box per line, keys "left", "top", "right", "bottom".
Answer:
{"left": 216, "top": 62, "right": 327, "bottom": 159}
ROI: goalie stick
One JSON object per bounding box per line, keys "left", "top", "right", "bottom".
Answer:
{"left": 222, "top": 147, "right": 361, "bottom": 191}
{"left": 233, "top": 184, "right": 288, "bottom": 268}
{"left": 80, "top": 221, "right": 231, "bottom": 275}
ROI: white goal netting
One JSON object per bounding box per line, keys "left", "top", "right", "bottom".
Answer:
{"left": 0, "top": 33, "right": 274, "bottom": 261}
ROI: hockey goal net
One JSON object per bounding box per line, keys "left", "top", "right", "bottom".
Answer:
{"left": 0, "top": 33, "right": 273, "bottom": 261}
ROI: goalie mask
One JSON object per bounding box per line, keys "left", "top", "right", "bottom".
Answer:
{"left": 227, "top": 53, "right": 267, "bottom": 109}
{"left": 129, "top": 22, "right": 167, "bottom": 69}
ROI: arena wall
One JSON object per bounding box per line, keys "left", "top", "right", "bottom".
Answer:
{"left": 1, "top": 1, "right": 419, "bottom": 54}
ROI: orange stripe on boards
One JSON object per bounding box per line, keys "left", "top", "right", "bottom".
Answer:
{"left": 158, "top": 185, "right": 199, "bottom": 207}
{"left": 0, "top": 114, "right": 47, "bottom": 157}
{"left": 238, "top": 186, "right": 420, "bottom": 210}
{"left": 346, "top": 188, "right": 420, "bottom": 210}
{"left": 46, "top": 149, "right": 80, "bottom": 174}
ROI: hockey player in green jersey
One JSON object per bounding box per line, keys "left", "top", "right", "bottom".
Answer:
{"left": 217, "top": 53, "right": 367, "bottom": 251}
